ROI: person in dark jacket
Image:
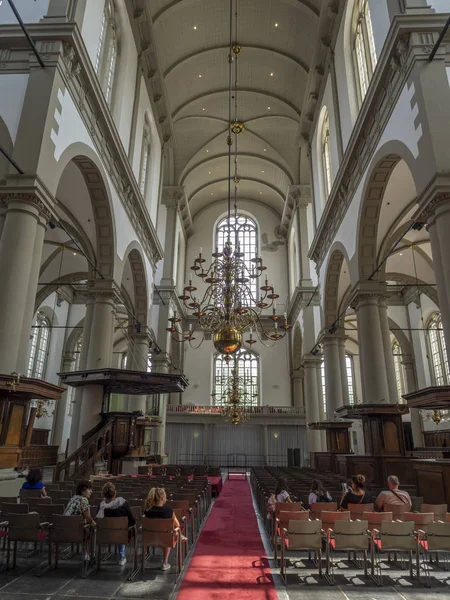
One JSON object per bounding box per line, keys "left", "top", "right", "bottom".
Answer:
{"left": 22, "top": 468, "right": 47, "bottom": 497}
{"left": 97, "top": 482, "right": 135, "bottom": 566}
{"left": 144, "top": 487, "right": 180, "bottom": 571}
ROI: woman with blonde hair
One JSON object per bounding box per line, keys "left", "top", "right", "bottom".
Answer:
{"left": 144, "top": 487, "right": 181, "bottom": 571}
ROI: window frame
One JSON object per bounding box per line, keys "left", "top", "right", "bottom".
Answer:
{"left": 27, "top": 311, "right": 51, "bottom": 380}
{"left": 392, "top": 339, "right": 406, "bottom": 403}
{"left": 352, "top": 0, "right": 377, "bottom": 106}
{"left": 345, "top": 354, "right": 355, "bottom": 405}
{"left": 139, "top": 126, "right": 151, "bottom": 197}
{"left": 427, "top": 312, "right": 450, "bottom": 386}
{"left": 321, "top": 110, "right": 333, "bottom": 198}
{"left": 321, "top": 360, "right": 327, "bottom": 417}
{"left": 213, "top": 348, "right": 259, "bottom": 407}
{"left": 215, "top": 213, "right": 259, "bottom": 301}
{"left": 67, "top": 334, "right": 83, "bottom": 416}
{"left": 94, "top": 0, "right": 118, "bottom": 106}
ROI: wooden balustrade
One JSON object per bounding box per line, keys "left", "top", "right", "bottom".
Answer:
{"left": 54, "top": 421, "right": 113, "bottom": 482}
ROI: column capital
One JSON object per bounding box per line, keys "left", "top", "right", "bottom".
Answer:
{"left": 349, "top": 282, "right": 387, "bottom": 310}
{"left": 87, "top": 280, "right": 121, "bottom": 305}
{"left": 303, "top": 353, "right": 323, "bottom": 366}
{"left": 0, "top": 174, "right": 57, "bottom": 223}
{"left": 292, "top": 366, "right": 305, "bottom": 379}
{"left": 151, "top": 352, "right": 171, "bottom": 373}
{"left": 161, "top": 186, "right": 184, "bottom": 208}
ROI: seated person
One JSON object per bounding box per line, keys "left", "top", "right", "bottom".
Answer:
{"left": 144, "top": 487, "right": 183, "bottom": 571}
{"left": 97, "top": 482, "right": 135, "bottom": 566}
{"left": 274, "top": 478, "right": 293, "bottom": 503}
{"left": 339, "top": 474, "right": 373, "bottom": 510}
{"left": 64, "top": 480, "right": 95, "bottom": 562}
{"left": 22, "top": 468, "right": 47, "bottom": 497}
{"left": 308, "top": 479, "right": 332, "bottom": 505}
{"left": 375, "top": 475, "right": 411, "bottom": 511}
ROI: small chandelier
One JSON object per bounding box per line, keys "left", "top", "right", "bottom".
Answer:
{"left": 167, "top": 0, "right": 290, "bottom": 355}
{"left": 422, "top": 409, "right": 450, "bottom": 425}
{"left": 212, "top": 367, "right": 255, "bottom": 425}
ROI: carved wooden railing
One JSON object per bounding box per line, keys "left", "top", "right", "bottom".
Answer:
{"left": 54, "top": 421, "right": 113, "bottom": 482}
{"left": 20, "top": 445, "right": 59, "bottom": 469}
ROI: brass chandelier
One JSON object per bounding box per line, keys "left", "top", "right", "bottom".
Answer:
{"left": 212, "top": 366, "right": 256, "bottom": 425}
{"left": 167, "top": 0, "right": 291, "bottom": 356}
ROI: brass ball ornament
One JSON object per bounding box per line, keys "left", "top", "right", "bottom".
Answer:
{"left": 213, "top": 324, "right": 242, "bottom": 355}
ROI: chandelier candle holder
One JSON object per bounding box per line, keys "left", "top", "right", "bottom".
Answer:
{"left": 211, "top": 367, "right": 256, "bottom": 425}
{"left": 166, "top": 0, "right": 291, "bottom": 356}
{"left": 167, "top": 241, "right": 290, "bottom": 355}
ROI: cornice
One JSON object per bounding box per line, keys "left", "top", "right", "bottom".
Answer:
{"left": 279, "top": 184, "right": 312, "bottom": 239}
{"left": 125, "top": 1, "right": 175, "bottom": 146}
{"left": 308, "top": 14, "right": 450, "bottom": 269}
{"left": 288, "top": 285, "right": 320, "bottom": 324}
{"left": 162, "top": 186, "right": 194, "bottom": 238}
{"left": 0, "top": 22, "right": 164, "bottom": 270}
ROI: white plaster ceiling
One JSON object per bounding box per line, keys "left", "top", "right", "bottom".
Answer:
{"left": 151, "top": 0, "right": 324, "bottom": 217}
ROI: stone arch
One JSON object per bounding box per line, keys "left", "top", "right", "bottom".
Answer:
{"left": 54, "top": 143, "right": 116, "bottom": 280}
{"left": 123, "top": 245, "right": 149, "bottom": 329}
{"left": 323, "top": 242, "right": 351, "bottom": 328}
{"left": 64, "top": 317, "right": 84, "bottom": 355}
{"left": 0, "top": 116, "right": 13, "bottom": 177}
{"left": 385, "top": 272, "right": 439, "bottom": 307}
{"left": 35, "top": 272, "right": 89, "bottom": 310}
{"left": 357, "top": 141, "right": 418, "bottom": 281}
{"left": 292, "top": 323, "right": 303, "bottom": 369}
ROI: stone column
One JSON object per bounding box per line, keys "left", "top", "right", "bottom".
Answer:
{"left": 76, "top": 284, "right": 117, "bottom": 446}
{"left": 0, "top": 193, "right": 50, "bottom": 374}
{"left": 295, "top": 191, "right": 313, "bottom": 286}
{"left": 151, "top": 353, "right": 171, "bottom": 461}
{"left": 353, "top": 292, "right": 390, "bottom": 403}
{"left": 160, "top": 188, "right": 181, "bottom": 288}
{"left": 67, "top": 299, "right": 94, "bottom": 454}
{"left": 322, "top": 335, "right": 345, "bottom": 416}
{"left": 338, "top": 337, "right": 350, "bottom": 405}
{"left": 52, "top": 352, "right": 75, "bottom": 453}
{"left": 263, "top": 424, "right": 269, "bottom": 465}
{"left": 203, "top": 423, "right": 209, "bottom": 463}
{"left": 402, "top": 357, "right": 424, "bottom": 447}
{"left": 378, "top": 297, "right": 398, "bottom": 403}
{"left": 427, "top": 199, "right": 450, "bottom": 357}
{"left": 126, "top": 332, "right": 151, "bottom": 413}
{"left": 292, "top": 368, "right": 305, "bottom": 409}
{"left": 303, "top": 355, "right": 322, "bottom": 454}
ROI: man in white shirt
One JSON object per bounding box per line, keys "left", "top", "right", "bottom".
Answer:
{"left": 376, "top": 475, "right": 411, "bottom": 511}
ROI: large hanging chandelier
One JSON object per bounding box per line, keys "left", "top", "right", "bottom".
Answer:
{"left": 167, "top": 0, "right": 290, "bottom": 356}
{"left": 212, "top": 366, "right": 255, "bottom": 425}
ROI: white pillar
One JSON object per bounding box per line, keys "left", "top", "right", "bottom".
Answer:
{"left": 427, "top": 201, "right": 450, "bottom": 358}
{"left": 203, "top": 423, "right": 209, "bottom": 462}
{"left": 303, "top": 355, "right": 322, "bottom": 454}
{"left": 354, "top": 293, "right": 390, "bottom": 403}
{"left": 292, "top": 368, "right": 305, "bottom": 409}
{"left": 53, "top": 352, "right": 75, "bottom": 453}
{"left": 263, "top": 424, "right": 269, "bottom": 464}
{"left": 0, "top": 195, "right": 48, "bottom": 374}
{"left": 151, "top": 353, "right": 171, "bottom": 461}
{"left": 378, "top": 297, "right": 398, "bottom": 403}
{"left": 127, "top": 332, "right": 151, "bottom": 413}
{"left": 77, "top": 285, "right": 117, "bottom": 446}
{"left": 402, "top": 357, "right": 424, "bottom": 447}
{"left": 67, "top": 300, "right": 94, "bottom": 454}
{"left": 323, "top": 335, "right": 344, "bottom": 416}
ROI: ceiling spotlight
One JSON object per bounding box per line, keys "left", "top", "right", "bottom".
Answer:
{"left": 275, "top": 22, "right": 279, "bottom": 27}
{"left": 208, "top": 171, "right": 211, "bottom": 174}
{"left": 73, "top": 252, "right": 77, "bottom": 256}
{"left": 261, "top": 170, "right": 265, "bottom": 173}
{"left": 211, "top": 192, "right": 214, "bottom": 196}
{"left": 259, "top": 191, "right": 263, "bottom": 195}
{"left": 206, "top": 149, "right": 209, "bottom": 153}
{"left": 399, "top": 253, "right": 403, "bottom": 256}
{"left": 202, "top": 108, "right": 206, "bottom": 111}
{"left": 198, "top": 74, "right": 202, "bottom": 78}
{"left": 193, "top": 25, "right": 197, "bottom": 30}
{"left": 267, "top": 106, "right": 271, "bottom": 110}
{"left": 263, "top": 148, "right": 267, "bottom": 152}
{"left": 270, "top": 72, "right": 274, "bottom": 77}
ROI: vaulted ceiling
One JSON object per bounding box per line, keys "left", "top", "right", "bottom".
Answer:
{"left": 147, "top": 0, "right": 327, "bottom": 218}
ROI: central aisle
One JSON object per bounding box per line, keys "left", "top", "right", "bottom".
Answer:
{"left": 177, "top": 478, "right": 278, "bottom": 600}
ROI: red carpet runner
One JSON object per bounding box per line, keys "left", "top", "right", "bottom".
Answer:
{"left": 177, "top": 478, "right": 278, "bottom": 600}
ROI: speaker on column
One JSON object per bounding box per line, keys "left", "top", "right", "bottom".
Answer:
{"left": 293, "top": 448, "right": 301, "bottom": 467}
{"left": 287, "top": 448, "right": 294, "bottom": 467}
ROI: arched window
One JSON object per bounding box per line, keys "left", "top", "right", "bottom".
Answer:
{"left": 213, "top": 349, "right": 259, "bottom": 407}
{"left": 321, "top": 111, "right": 332, "bottom": 198}
{"left": 27, "top": 311, "right": 51, "bottom": 379}
{"left": 94, "top": 0, "right": 118, "bottom": 105}
{"left": 345, "top": 354, "right": 355, "bottom": 405}
{"left": 139, "top": 122, "right": 151, "bottom": 197}
{"left": 392, "top": 339, "right": 405, "bottom": 402}
{"left": 216, "top": 214, "right": 258, "bottom": 299}
{"left": 68, "top": 334, "right": 83, "bottom": 416}
{"left": 427, "top": 313, "right": 450, "bottom": 385}
{"left": 352, "top": 0, "right": 377, "bottom": 105}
